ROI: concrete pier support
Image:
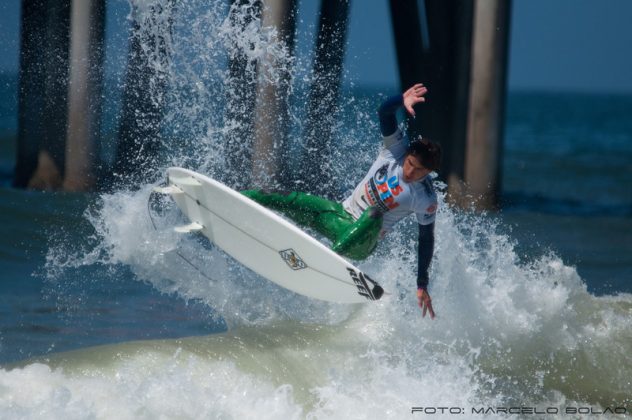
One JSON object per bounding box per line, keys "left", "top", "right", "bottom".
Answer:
{"left": 300, "top": 0, "right": 350, "bottom": 198}
{"left": 462, "top": 0, "right": 511, "bottom": 210}
{"left": 14, "top": 0, "right": 47, "bottom": 188}
{"left": 31, "top": 0, "right": 71, "bottom": 190}
{"left": 63, "top": 0, "right": 106, "bottom": 191}
{"left": 389, "top": 0, "right": 510, "bottom": 210}
{"left": 251, "top": 0, "right": 297, "bottom": 190}
{"left": 388, "top": 0, "right": 427, "bottom": 140}
{"left": 112, "top": 1, "right": 174, "bottom": 187}
{"left": 33, "top": 0, "right": 71, "bottom": 190}
{"left": 390, "top": 0, "right": 472, "bottom": 188}
{"left": 224, "top": 0, "right": 262, "bottom": 190}
{"left": 422, "top": 0, "right": 474, "bottom": 206}
{"left": 15, "top": 0, "right": 71, "bottom": 190}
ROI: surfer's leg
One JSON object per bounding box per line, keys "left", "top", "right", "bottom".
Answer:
{"left": 242, "top": 189, "right": 380, "bottom": 258}
{"left": 241, "top": 190, "right": 352, "bottom": 239}
{"left": 241, "top": 190, "right": 314, "bottom": 223}
{"left": 312, "top": 203, "right": 355, "bottom": 241}
{"left": 331, "top": 207, "right": 383, "bottom": 260}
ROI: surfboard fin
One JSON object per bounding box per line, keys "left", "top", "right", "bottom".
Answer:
{"left": 174, "top": 222, "right": 204, "bottom": 233}
{"left": 169, "top": 176, "right": 202, "bottom": 187}
{"left": 153, "top": 185, "right": 183, "bottom": 195}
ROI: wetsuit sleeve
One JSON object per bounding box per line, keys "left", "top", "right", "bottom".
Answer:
{"left": 417, "top": 222, "right": 435, "bottom": 290}
{"left": 378, "top": 94, "right": 404, "bottom": 137}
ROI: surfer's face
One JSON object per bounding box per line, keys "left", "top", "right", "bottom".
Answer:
{"left": 402, "top": 154, "right": 430, "bottom": 183}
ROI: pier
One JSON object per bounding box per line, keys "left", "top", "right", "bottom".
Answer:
{"left": 12, "top": 0, "right": 511, "bottom": 210}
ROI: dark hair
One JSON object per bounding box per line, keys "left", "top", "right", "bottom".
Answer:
{"left": 406, "top": 137, "right": 442, "bottom": 172}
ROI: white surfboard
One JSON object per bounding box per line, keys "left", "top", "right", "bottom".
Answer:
{"left": 158, "top": 167, "right": 384, "bottom": 304}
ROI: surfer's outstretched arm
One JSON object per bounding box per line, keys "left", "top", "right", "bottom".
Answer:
{"left": 417, "top": 222, "right": 436, "bottom": 319}
{"left": 378, "top": 83, "right": 427, "bottom": 137}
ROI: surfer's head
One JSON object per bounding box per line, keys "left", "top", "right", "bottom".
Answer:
{"left": 402, "top": 137, "right": 441, "bottom": 183}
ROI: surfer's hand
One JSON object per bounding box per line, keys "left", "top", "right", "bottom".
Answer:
{"left": 417, "top": 288, "right": 435, "bottom": 319}
{"left": 403, "top": 83, "right": 427, "bottom": 117}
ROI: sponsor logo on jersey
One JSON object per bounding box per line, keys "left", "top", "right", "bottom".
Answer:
{"left": 365, "top": 164, "right": 403, "bottom": 213}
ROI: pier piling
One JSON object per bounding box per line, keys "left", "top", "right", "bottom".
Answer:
{"left": 14, "top": 0, "right": 48, "bottom": 188}
{"left": 112, "top": 2, "right": 174, "bottom": 188}
{"left": 462, "top": 0, "right": 511, "bottom": 210}
{"left": 389, "top": 0, "right": 427, "bottom": 140}
{"left": 251, "top": 0, "right": 297, "bottom": 190}
{"left": 300, "top": 0, "right": 350, "bottom": 198}
{"left": 15, "top": 0, "right": 71, "bottom": 190}
{"left": 63, "top": 0, "right": 105, "bottom": 191}
{"left": 224, "top": 0, "right": 263, "bottom": 190}
{"left": 390, "top": 0, "right": 510, "bottom": 210}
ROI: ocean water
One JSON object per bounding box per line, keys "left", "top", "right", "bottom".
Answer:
{"left": 1, "top": 1, "right": 631, "bottom": 418}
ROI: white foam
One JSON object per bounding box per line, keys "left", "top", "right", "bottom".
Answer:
{"left": 0, "top": 359, "right": 303, "bottom": 419}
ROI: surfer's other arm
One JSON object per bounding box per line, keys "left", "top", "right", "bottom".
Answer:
{"left": 417, "top": 222, "right": 436, "bottom": 319}
{"left": 377, "top": 84, "right": 437, "bottom": 319}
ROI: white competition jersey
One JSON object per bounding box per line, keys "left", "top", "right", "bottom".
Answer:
{"left": 342, "top": 128, "right": 438, "bottom": 233}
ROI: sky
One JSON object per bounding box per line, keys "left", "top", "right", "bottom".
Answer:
{"left": 1, "top": 0, "right": 632, "bottom": 93}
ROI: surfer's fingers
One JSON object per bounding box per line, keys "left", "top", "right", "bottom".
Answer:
{"left": 413, "top": 87, "right": 427, "bottom": 97}
{"left": 405, "top": 84, "right": 425, "bottom": 99}
{"left": 417, "top": 298, "right": 426, "bottom": 318}
{"left": 405, "top": 104, "right": 416, "bottom": 117}
{"left": 419, "top": 297, "right": 427, "bottom": 315}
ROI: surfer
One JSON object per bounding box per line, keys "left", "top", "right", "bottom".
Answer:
{"left": 243, "top": 84, "right": 439, "bottom": 318}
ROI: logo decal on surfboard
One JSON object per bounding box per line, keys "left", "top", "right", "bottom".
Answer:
{"left": 346, "top": 268, "right": 383, "bottom": 301}
{"left": 279, "top": 249, "right": 307, "bottom": 270}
